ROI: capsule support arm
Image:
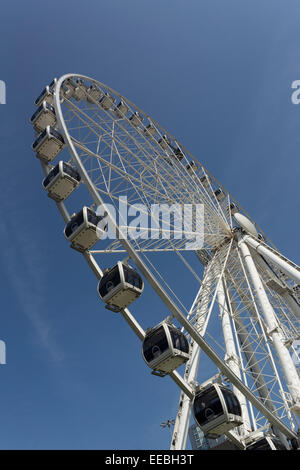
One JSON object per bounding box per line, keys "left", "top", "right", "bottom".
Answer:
{"left": 243, "top": 234, "right": 300, "bottom": 285}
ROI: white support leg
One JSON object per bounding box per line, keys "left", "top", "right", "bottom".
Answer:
{"left": 171, "top": 266, "right": 213, "bottom": 450}
{"left": 244, "top": 235, "right": 300, "bottom": 285}
{"left": 238, "top": 233, "right": 300, "bottom": 416}
{"left": 214, "top": 266, "right": 252, "bottom": 435}
{"left": 226, "top": 284, "right": 291, "bottom": 449}
{"left": 249, "top": 249, "right": 300, "bottom": 320}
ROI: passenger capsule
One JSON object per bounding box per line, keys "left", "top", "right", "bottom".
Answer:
{"left": 193, "top": 384, "right": 243, "bottom": 437}
{"left": 99, "top": 92, "right": 116, "bottom": 110}
{"left": 42, "top": 161, "right": 81, "bottom": 202}
{"left": 34, "top": 79, "right": 56, "bottom": 107}
{"left": 246, "top": 435, "right": 287, "bottom": 450}
{"left": 30, "top": 101, "right": 57, "bottom": 132}
{"left": 293, "top": 284, "right": 300, "bottom": 299}
{"left": 143, "top": 123, "right": 156, "bottom": 137}
{"left": 186, "top": 161, "right": 198, "bottom": 175}
{"left": 172, "top": 147, "right": 184, "bottom": 161}
{"left": 98, "top": 262, "right": 144, "bottom": 311}
{"left": 66, "top": 78, "right": 88, "bottom": 101}
{"left": 200, "top": 175, "right": 210, "bottom": 188}
{"left": 86, "top": 84, "right": 103, "bottom": 103}
{"left": 158, "top": 134, "right": 171, "bottom": 150}
{"left": 129, "top": 111, "right": 143, "bottom": 127}
{"left": 73, "top": 82, "right": 88, "bottom": 101}
{"left": 60, "top": 82, "right": 74, "bottom": 100}
{"left": 142, "top": 322, "right": 190, "bottom": 376}
{"left": 228, "top": 202, "right": 239, "bottom": 215}
{"left": 32, "top": 126, "right": 65, "bottom": 162}
{"left": 114, "top": 100, "right": 129, "bottom": 118}
{"left": 64, "top": 207, "right": 107, "bottom": 251}
{"left": 257, "top": 233, "right": 265, "bottom": 241}
{"left": 214, "top": 188, "right": 226, "bottom": 202}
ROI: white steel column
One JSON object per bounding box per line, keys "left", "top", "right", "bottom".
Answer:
{"left": 214, "top": 266, "right": 251, "bottom": 435}
{"left": 244, "top": 235, "right": 300, "bottom": 285}
{"left": 171, "top": 266, "right": 213, "bottom": 450}
{"left": 250, "top": 249, "right": 300, "bottom": 320}
{"left": 226, "top": 284, "right": 291, "bottom": 449}
{"left": 238, "top": 234, "right": 300, "bottom": 416}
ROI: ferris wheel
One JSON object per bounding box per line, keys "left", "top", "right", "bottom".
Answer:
{"left": 30, "top": 74, "right": 300, "bottom": 451}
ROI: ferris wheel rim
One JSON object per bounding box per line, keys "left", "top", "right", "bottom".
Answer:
{"left": 52, "top": 73, "right": 273, "bottom": 251}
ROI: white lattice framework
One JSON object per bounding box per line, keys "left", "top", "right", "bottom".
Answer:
{"left": 32, "top": 74, "right": 300, "bottom": 450}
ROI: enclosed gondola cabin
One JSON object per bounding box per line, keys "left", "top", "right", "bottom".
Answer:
{"left": 158, "top": 134, "right": 171, "bottom": 150}
{"left": 129, "top": 112, "right": 143, "bottom": 127}
{"left": 34, "top": 79, "right": 57, "bottom": 107}
{"left": 200, "top": 175, "right": 211, "bottom": 188}
{"left": 34, "top": 79, "right": 77, "bottom": 107}
{"left": 186, "top": 161, "right": 198, "bottom": 175}
{"left": 172, "top": 147, "right": 184, "bottom": 161}
{"left": 114, "top": 100, "right": 129, "bottom": 118}
{"left": 246, "top": 435, "right": 287, "bottom": 450}
{"left": 60, "top": 82, "right": 73, "bottom": 100}
{"left": 30, "top": 101, "right": 57, "bottom": 132}
{"left": 86, "top": 84, "right": 103, "bottom": 103}
{"left": 42, "top": 161, "right": 81, "bottom": 202}
{"left": 66, "top": 78, "right": 88, "bottom": 101}
{"left": 293, "top": 284, "right": 300, "bottom": 301}
{"left": 228, "top": 202, "right": 239, "bottom": 215}
{"left": 214, "top": 188, "right": 226, "bottom": 202}
{"left": 64, "top": 207, "right": 107, "bottom": 251}
{"left": 193, "top": 384, "right": 243, "bottom": 438}
{"left": 142, "top": 322, "right": 190, "bottom": 376}
{"left": 32, "top": 126, "right": 65, "bottom": 162}
{"left": 98, "top": 262, "right": 144, "bottom": 312}
{"left": 99, "top": 92, "right": 115, "bottom": 110}
{"left": 143, "top": 123, "right": 156, "bottom": 138}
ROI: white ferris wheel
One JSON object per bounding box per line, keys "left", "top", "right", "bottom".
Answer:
{"left": 30, "top": 74, "right": 300, "bottom": 451}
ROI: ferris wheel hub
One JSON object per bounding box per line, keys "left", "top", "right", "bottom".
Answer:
{"left": 233, "top": 212, "right": 258, "bottom": 237}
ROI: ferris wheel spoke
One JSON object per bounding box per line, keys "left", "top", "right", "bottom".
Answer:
{"left": 71, "top": 137, "right": 180, "bottom": 209}
{"left": 62, "top": 98, "right": 232, "bottom": 240}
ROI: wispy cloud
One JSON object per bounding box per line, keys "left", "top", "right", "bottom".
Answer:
{"left": 0, "top": 179, "right": 63, "bottom": 364}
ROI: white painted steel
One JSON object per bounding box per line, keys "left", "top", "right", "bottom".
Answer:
{"left": 31, "top": 74, "right": 300, "bottom": 449}
{"left": 171, "top": 266, "right": 213, "bottom": 450}
{"left": 244, "top": 235, "right": 300, "bottom": 285}
{"left": 238, "top": 234, "right": 300, "bottom": 415}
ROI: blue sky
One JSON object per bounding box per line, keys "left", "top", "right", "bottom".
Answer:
{"left": 0, "top": 0, "right": 300, "bottom": 450}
